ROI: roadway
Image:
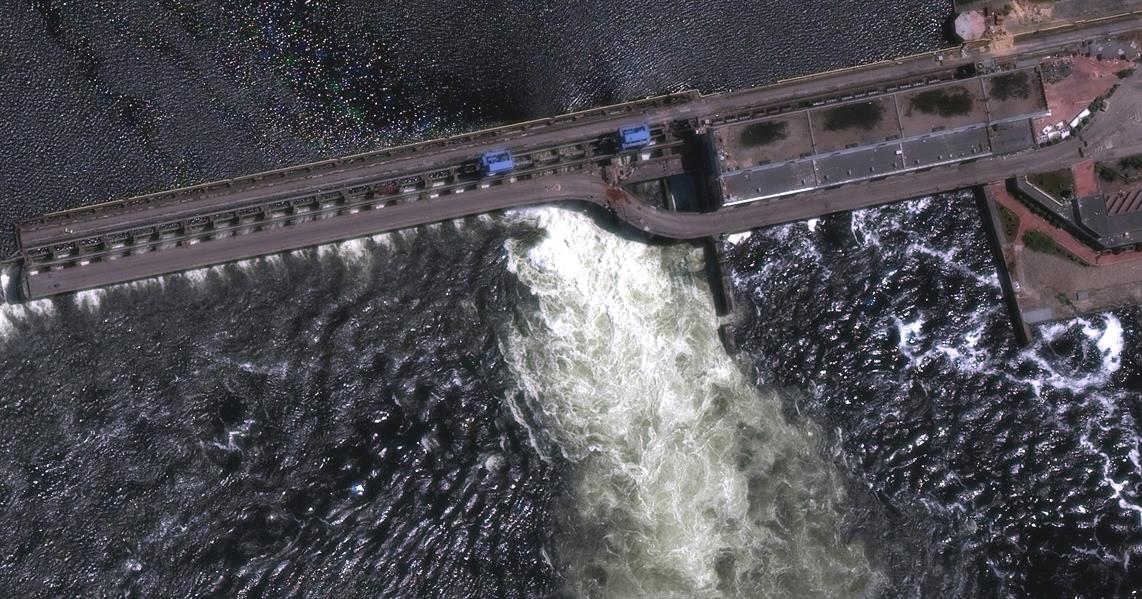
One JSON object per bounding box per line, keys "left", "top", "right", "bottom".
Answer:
{"left": 17, "top": 20, "right": 1142, "bottom": 298}
{"left": 25, "top": 17, "right": 1134, "bottom": 248}
{"left": 612, "top": 63, "right": 1142, "bottom": 238}
{"left": 22, "top": 177, "right": 608, "bottom": 297}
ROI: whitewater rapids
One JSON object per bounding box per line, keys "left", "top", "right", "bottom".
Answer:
{"left": 501, "top": 207, "right": 885, "bottom": 598}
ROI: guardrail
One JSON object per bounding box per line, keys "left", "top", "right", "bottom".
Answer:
{"left": 1012, "top": 10, "right": 1142, "bottom": 44}
{"left": 21, "top": 90, "right": 699, "bottom": 230}
{"left": 765, "top": 42, "right": 987, "bottom": 88}
{"left": 21, "top": 137, "right": 687, "bottom": 269}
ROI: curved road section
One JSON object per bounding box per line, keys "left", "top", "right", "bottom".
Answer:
{"left": 15, "top": 19, "right": 1142, "bottom": 300}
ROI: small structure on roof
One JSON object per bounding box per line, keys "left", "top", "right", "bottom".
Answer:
{"left": 955, "top": 11, "right": 987, "bottom": 42}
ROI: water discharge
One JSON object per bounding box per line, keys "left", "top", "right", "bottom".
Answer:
{"left": 501, "top": 207, "right": 885, "bottom": 598}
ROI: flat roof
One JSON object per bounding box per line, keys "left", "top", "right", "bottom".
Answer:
{"left": 816, "top": 146, "right": 902, "bottom": 185}
{"left": 715, "top": 68, "right": 1049, "bottom": 206}
{"left": 984, "top": 69, "right": 1050, "bottom": 123}
{"left": 990, "top": 119, "right": 1037, "bottom": 155}
{"left": 899, "top": 126, "right": 990, "bottom": 168}
{"left": 809, "top": 96, "right": 901, "bottom": 152}
{"left": 721, "top": 161, "right": 818, "bottom": 203}
{"left": 713, "top": 113, "right": 814, "bottom": 169}
{"left": 897, "top": 79, "right": 989, "bottom": 136}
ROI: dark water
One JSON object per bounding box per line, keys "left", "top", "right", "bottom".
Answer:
{"left": 0, "top": 0, "right": 948, "bottom": 254}
{"left": 7, "top": 1, "right": 1140, "bottom": 597}
{"left": 1, "top": 227, "right": 563, "bottom": 597}
{"left": 725, "top": 196, "right": 1142, "bottom": 597}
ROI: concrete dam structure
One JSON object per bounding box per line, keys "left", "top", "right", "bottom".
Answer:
{"left": 10, "top": 16, "right": 1142, "bottom": 342}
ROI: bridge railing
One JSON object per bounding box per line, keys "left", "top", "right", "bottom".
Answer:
{"left": 20, "top": 91, "right": 699, "bottom": 231}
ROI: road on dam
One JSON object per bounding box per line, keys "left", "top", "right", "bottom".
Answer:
{"left": 12, "top": 16, "right": 1142, "bottom": 299}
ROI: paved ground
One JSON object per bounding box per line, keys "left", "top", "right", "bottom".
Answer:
{"left": 1037, "top": 56, "right": 1124, "bottom": 133}
{"left": 987, "top": 181, "right": 1142, "bottom": 324}
{"left": 1071, "top": 160, "right": 1102, "bottom": 198}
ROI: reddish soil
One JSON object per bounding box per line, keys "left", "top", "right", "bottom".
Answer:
{"left": 988, "top": 181, "right": 1142, "bottom": 266}
{"left": 1071, "top": 160, "right": 1101, "bottom": 198}
{"left": 1035, "top": 57, "right": 1125, "bottom": 132}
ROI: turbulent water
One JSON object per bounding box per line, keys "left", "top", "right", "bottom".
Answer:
{"left": 501, "top": 209, "right": 882, "bottom": 597}
{"left": 3, "top": 0, "right": 1142, "bottom": 597}
{"left": 724, "top": 194, "right": 1142, "bottom": 596}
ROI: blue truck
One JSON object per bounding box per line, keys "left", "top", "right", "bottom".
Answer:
{"left": 480, "top": 150, "right": 515, "bottom": 176}
{"left": 618, "top": 124, "right": 651, "bottom": 151}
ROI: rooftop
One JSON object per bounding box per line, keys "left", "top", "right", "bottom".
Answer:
{"left": 712, "top": 68, "right": 1049, "bottom": 206}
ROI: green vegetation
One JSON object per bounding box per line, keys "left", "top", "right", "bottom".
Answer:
{"left": 1117, "top": 68, "right": 1136, "bottom": 79}
{"left": 909, "top": 87, "right": 974, "bottom": 117}
{"left": 1097, "top": 153, "right": 1142, "bottom": 183}
{"left": 739, "top": 121, "right": 788, "bottom": 147}
{"left": 1097, "top": 163, "right": 1122, "bottom": 182}
{"left": 821, "top": 101, "right": 884, "bottom": 132}
{"left": 1022, "top": 230, "right": 1056, "bottom": 253}
{"left": 1027, "top": 168, "right": 1075, "bottom": 201}
{"left": 989, "top": 71, "right": 1031, "bottom": 101}
{"left": 1121, "top": 154, "right": 1142, "bottom": 171}
{"left": 1022, "top": 230, "right": 1085, "bottom": 264}
{"left": 998, "top": 205, "right": 1019, "bottom": 242}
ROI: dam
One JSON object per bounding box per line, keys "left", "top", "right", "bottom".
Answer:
{"left": 8, "top": 15, "right": 1142, "bottom": 340}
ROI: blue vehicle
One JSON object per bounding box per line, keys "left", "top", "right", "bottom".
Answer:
{"left": 618, "top": 124, "right": 652, "bottom": 151}
{"left": 480, "top": 150, "right": 515, "bottom": 176}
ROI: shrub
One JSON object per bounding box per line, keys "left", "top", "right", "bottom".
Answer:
{"left": 998, "top": 205, "right": 1019, "bottom": 241}
{"left": 1120, "top": 154, "right": 1142, "bottom": 171}
{"left": 821, "top": 101, "right": 884, "bottom": 131}
{"left": 989, "top": 71, "right": 1031, "bottom": 101}
{"left": 909, "top": 87, "right": 974, "bottom": 117}
{"left": 739, "top": 121, "right": 788, "bottom": 147}
{"left": 1022, "top": 230, "right": 1057, "bottom": 253}
{"left": 1097, "top": 164, "right": 1121, "bottom": 182}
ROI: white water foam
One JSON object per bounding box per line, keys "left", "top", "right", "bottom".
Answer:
{"left": 1, "top": 229, "right": 396, "bottom": 341}
{"left": 893, "top": 315, "right": 925, "bottom": 361}
{"left": 1021, "top": 314, "right": 1126, "bottom": 396}
{"left": 905, "top": 242, "right": 999, "bottom": 289}
{"left": 502, "top": 207, "right": 884, "bottom": 598}
{"left": 0, "top": 298, "right": 56, "bottom": 340}
{"left": 849, "top": 210, "right": 881, "bottom": 248}
{"left": 724, "top": 231, "right": 752, "bottom": 245}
